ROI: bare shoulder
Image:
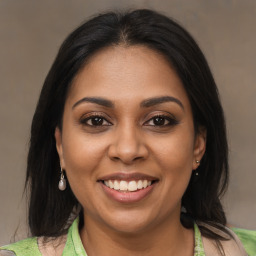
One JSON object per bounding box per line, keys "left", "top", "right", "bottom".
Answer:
{"left": 202, "top": 228, "right": 248, "bottom": 256}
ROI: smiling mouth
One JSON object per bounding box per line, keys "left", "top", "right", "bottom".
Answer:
{"left": 99, "top": 179, "right": 158, "bottom": 192}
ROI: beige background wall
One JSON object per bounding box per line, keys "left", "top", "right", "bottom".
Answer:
{"left": 0, "top": 0, "right": 255, "bottom": 245}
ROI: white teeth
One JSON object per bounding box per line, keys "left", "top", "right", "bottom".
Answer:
{"left": 109, "top": 180, "right": 114, "bottom": 189}
{"left": 137, "top": 180, "right": 143, "bottom": 189}
{"left": 128, "top": 181, "right": 137, "bottom": 191}
{"left": 114, "top": 180, "right": 120, "bottom": 190}
{"left": 103, "top": 179, "right": 153, "bottom": 192}
{"left": 119, "top": 180, "right": 128, "bottom": 191}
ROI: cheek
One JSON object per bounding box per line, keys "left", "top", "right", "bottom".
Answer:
{"left": 154, "top": 129, "right": 195, "bottom": 171}
{"left": 151, "top": 128, "right": 195, "bottom": 198}
{"left": 61, "top": 128, "right": 108, "bottom": 185}
{"left": 61, "top": 131, "right": 110, "bottom": 210}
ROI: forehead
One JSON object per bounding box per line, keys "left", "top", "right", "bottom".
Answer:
{"left": 67, "top": 45, "right": 191, "bottom": 110}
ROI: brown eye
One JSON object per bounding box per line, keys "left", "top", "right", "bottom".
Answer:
{"left": 145, "top": 115, "right": 179, "bottom": 127}
{"left": 90, "top": 117, "right": 104, "bottom": 126}
{"left": 152, "top": 116, "right": 166, "bottom": 126}
{"left": 81, "top": 115, "right": 111, "bottom": 126}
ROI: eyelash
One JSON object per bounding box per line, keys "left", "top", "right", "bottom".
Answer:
{"left": 80, "top": 113, "right": 112, "bottom": 127}
{"left": 144, "top": 115, "right": 179, "bottom": 127}
{"left": 79, "top": 114, "right": 178, "bottom": 128}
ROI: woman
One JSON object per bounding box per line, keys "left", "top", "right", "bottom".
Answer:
{"left": 1, "top": 9, "right": 255, "bottom": 256}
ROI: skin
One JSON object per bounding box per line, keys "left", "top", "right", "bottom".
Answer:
{"left": 55, "top": 45, "right": 206, "bottom": 256}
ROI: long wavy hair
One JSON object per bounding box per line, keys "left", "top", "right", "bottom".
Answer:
{"left": 26, "top": 8, "right": 229, "bottom": 247}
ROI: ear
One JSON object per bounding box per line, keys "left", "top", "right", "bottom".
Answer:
{"left": 192, "top": 126, "right": 207, "bottom": 170}
{"left": 55, "top": 127, "right": 66, "bottom": 169}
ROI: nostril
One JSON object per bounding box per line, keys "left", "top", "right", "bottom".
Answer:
{"left": 134, "top": 156, "right": 144, "bottom": 161}
{"left": 112, "top": 156, "right": 121, "bottom": 161}
{"left": 107, "top": 134, "right": 149, "bottom": 160}
{"left": 110, "top": 155, "right": 144, "bottom": 163}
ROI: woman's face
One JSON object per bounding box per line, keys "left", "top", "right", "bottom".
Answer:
{"left": 55, "top": 45, "right": 205, "bottom": 234}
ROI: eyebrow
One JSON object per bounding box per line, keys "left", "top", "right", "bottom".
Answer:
{"left": 72, "top": 96, "right": 184, "bottom": 110}
{"left": 72, "top": 97, "right": 114, "bottom": 109}
{"left": 140, "top": 96, "right": 184, "bottom": 110}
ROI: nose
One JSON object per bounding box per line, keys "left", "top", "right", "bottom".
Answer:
{"left": 107, "top": 124, "right": 149, "bottom": 164}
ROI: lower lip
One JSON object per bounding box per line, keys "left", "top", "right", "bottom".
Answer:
{"left": 100, "top": 182, "right": 156, "bottom": 203}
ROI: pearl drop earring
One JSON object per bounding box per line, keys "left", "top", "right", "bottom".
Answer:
{"left": 58, "top": 167, "right": 66, "bottom": 191}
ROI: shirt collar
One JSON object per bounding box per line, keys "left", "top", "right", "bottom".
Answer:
{"left": 62, "top": 217, "right": 205, "bottom": 256}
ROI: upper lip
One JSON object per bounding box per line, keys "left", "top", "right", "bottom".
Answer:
{"left": 98, "top": 172, "right": 159, "bottom": 182}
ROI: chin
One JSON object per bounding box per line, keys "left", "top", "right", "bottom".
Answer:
{"left": 102, "top": 210, "right": 157, "bottom": 235}
{"left": 110, "top": 221, "right": 150, "bottom": 235}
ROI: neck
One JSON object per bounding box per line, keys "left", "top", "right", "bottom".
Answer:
{"left": 80, "top": 212, "right": 194, "bottom": 256}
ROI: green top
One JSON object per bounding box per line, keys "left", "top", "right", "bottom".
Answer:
{"left": 0, "top": 218, "right": 255, "bottom": 256}
{"left": 231, "top": 227, "right": 256, "bottom": 256}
